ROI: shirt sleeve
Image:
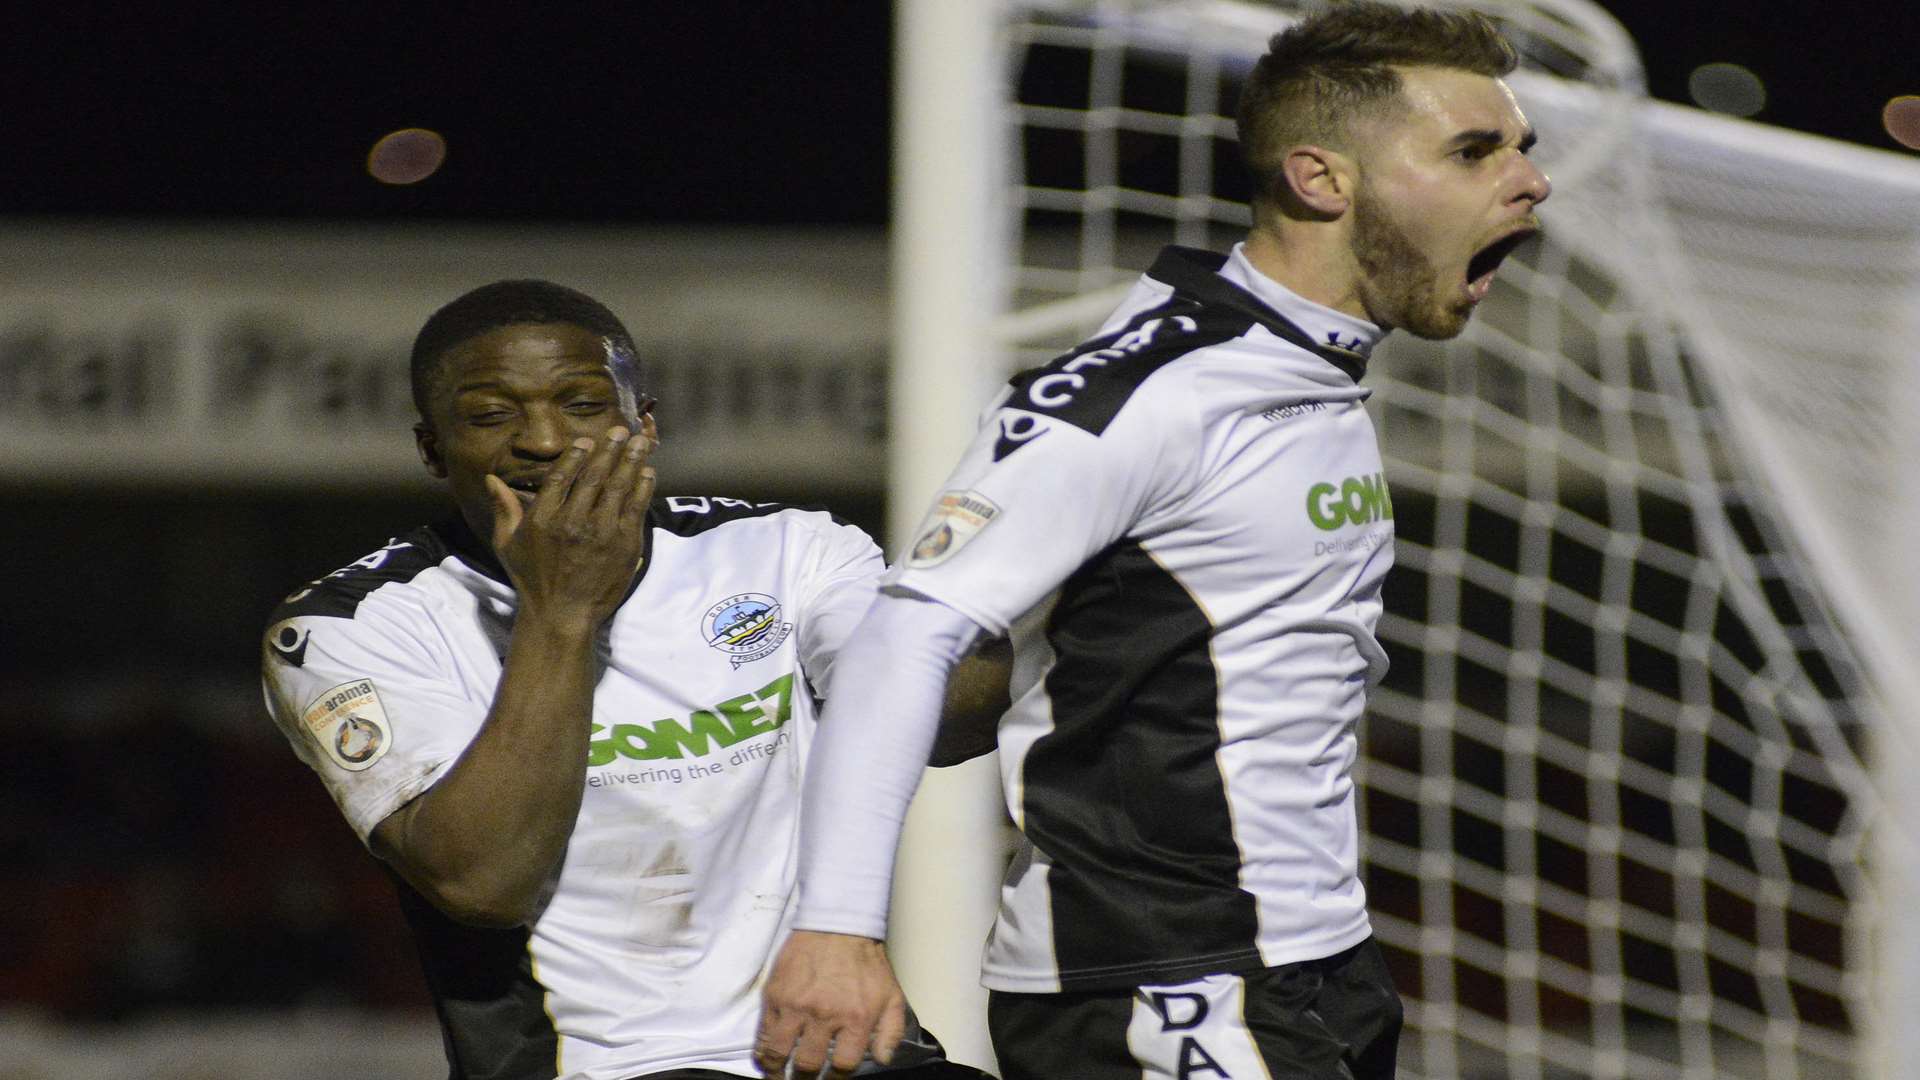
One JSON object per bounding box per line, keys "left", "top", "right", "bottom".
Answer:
{"left": 793, "top": 591, "right": 986, "bottom": 939}
{"left": 789, "top": 512, "right": 887, "bottom": 702}
{"left": 260, "top": 604, "right": 485, "bottom": 843}
{"left": 884, "top": 378, "right": 1198, "bottom": 635}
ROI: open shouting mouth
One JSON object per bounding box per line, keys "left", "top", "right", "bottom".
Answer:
{"left": 1466, "top": 224, "right": 1540, "bottom": 303}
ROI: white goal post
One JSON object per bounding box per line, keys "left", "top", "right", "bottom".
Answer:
{"left": 889, "top": 1, "right": 1920, "bottom": 1077}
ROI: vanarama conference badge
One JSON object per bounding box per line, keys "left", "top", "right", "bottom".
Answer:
{"left": 302, "top": 678, "right": 393, "bottom": 772}
{"left": 907, "top": 489, "right": 1001, "bottom": 568}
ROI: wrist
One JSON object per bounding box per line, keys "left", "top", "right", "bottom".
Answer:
{"left": 506, "top": 603, "right": 605, "bottom": 649}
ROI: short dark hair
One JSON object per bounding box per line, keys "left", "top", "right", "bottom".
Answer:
{"left": 1236, "top": 1, "right": 1518, "bottom": 208}
{"left": 410, "top": 279, "right": 641, "bottom": 423}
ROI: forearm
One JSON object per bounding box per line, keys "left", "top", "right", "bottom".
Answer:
{"left": 373, "top": 612, "right": 599, "bottom": 925}
{"left": 795, "top": 591, "right": 983, "bottom": 939}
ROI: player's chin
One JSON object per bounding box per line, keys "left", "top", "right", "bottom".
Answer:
{"left": 1401, "top": 303, "right": 1474, "bottom": 341}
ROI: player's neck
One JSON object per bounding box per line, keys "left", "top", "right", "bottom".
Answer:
{"left": 1241, "top": 223, "right": 1367, "bottom": 323}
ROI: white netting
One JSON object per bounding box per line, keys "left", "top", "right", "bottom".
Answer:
{"left": 992, "top": 2, "right": 1920, "bottom": 1076}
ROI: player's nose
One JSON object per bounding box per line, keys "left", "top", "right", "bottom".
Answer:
{"left": 511, "top": 406, "right": 571, "bottom": 458}
{"left": 1514, "top": 155, "right": 1552, "bottom": 206}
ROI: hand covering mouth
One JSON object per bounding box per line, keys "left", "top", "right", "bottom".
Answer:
{"left": 500, "top": 474, "right": 547, "bottom": 495}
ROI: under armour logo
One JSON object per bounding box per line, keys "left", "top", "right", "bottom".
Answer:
{"left": 1325, "top": 330, "right": 1368, "bottom": 356}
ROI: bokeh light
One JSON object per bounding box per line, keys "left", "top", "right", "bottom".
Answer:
{"left": 1687, "top": 62, "right": 1766, "bottom": 118}
{"left": 1884, "top": 96, "right": 1920, "bottom": 150}
{"left": 366, "top": 128, "right": 447, "bottom": 185}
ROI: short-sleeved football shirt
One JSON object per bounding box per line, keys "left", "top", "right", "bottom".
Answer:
{"left": 261, "top": 498, "right": 882, "bottom": 1079}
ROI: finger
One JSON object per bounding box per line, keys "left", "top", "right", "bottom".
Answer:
{"left": 560, "top": 426, "right": 629, "bottom": 526}
{"left": 636, "top": 465, "right": 658, "bottom": 513}
{"left": 624, "top": 468, "right": 659, "bottom": 574}
{"left": 791, "top": 1023, "right": 839, "bottom": 1079}
{"left": 754, "top": 1009, "right": 801, "bottom": 1076}
{"left": 485, "top": 474, "right": 524, "bottom": 552}
{"left": 829, "top": 1022, "right": 870, "bottom": 1074}
{"left": 533, "top": 437, "right": 596, "bottom": 518}
{"left": 633, "top": 414, "right": 660, "bottom": 504}
{"left": 868, "top": 999, "right": 907, "bottom": 1066}
{"left": 751, "top": 1045, "right": 788, "bottom": 1078}
{"left": 593, "top": 426, "right": 651, "bottom": 531}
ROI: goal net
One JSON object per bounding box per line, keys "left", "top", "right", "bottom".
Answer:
{"left": 894, "top": 1, "right": 1920, "bottom": 1076}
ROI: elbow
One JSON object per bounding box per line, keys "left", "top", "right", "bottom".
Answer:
{"left": 446, "top": 903, "right": 536, "bottom": 930}
{"left": 415, "top": 874, "right": 540, "bottom": 928}
{"left": 371, "top": 805, "right": 548, "bottom": 927}
{"left": 377, "top": 837, "right": 542, "bottom": 926}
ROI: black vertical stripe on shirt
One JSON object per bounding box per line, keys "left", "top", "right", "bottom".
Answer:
{"left": 394, "top": 880, "right": 561, "bottom": 1080}
{"left": 1022, "top": 541, "right": 1263, "bottom": 990}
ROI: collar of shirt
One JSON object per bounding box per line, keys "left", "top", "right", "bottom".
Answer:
{"left": 1219, "top": 242, "right": 1387, "bottom": 364}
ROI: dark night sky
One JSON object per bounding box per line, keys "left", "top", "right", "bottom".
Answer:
{"left": 3, "top": 3, "right": 1914, "bottom": 226}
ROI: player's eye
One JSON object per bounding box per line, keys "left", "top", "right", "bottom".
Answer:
{"left": 564, "top": 399, "right": 610, "bottom": 414}
{"left": 463, "top": 408, "right": 514, "bottom": 426}
{"left": 1454, "top": 144, "right": 1493, "bottom": 163}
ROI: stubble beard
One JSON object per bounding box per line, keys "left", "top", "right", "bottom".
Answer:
{"left": 1352, "top": 192, "right": 1471, "bottom": 341}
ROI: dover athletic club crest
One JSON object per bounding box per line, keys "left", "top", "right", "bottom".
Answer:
{"left": 703, "top": 593, "right": 793, "bottom": 668}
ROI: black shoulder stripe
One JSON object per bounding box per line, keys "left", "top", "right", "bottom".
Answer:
{"left": 269, "top": 525, "right": 448, "bottom": 623}
{"left": 1144, "top": 246, "right": 1369, "bottom": 382}
{"left": 1002, "top": 299, "right": 1251, "bottom": 437}
{"left": 653, "top": 495, "right": 861, "bottom": 537}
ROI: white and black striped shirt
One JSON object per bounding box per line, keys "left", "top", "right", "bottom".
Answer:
{"left": 262, "top": 498, "right": 883, "bottom": 1078}
{"left": 801, "top": 244, "right": 1394, "bottom": 993}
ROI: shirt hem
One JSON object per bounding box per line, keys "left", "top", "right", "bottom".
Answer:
{"left": 982, "top": 946, "right": 1265, "bottom": 995}
{"left": 1251, "top": 919, "right": 1376, "bottom": 970}
{"left": 980, "top": 919, "right": 1375, "bottom": 994}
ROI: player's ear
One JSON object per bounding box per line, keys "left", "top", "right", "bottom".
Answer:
{"left": 415, "top": 423, "right": 447, "bottom": 478}
{"left": 1280, "top": 144, "right": 1354, "bottom": 219}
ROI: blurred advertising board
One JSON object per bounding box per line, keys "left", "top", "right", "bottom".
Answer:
{"left": 0, "top": 224, "right": 888, "bottom": 492}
